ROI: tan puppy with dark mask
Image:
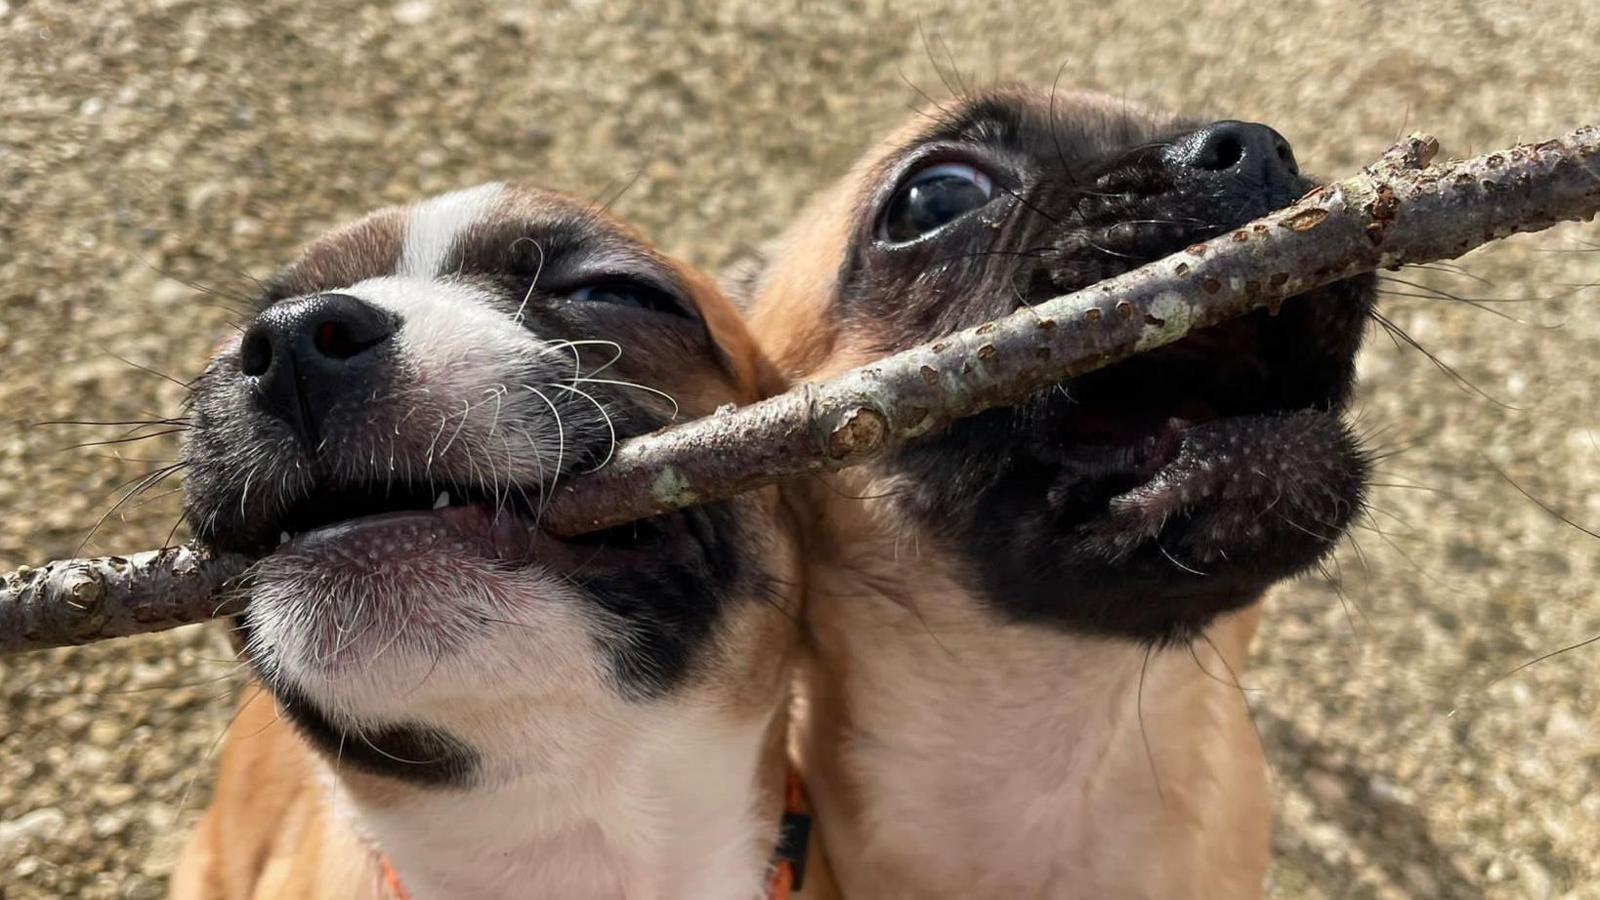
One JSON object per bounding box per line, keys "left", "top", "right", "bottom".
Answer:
{"left": 741, "top": 88, "right": 1375, "bottom": 898}
{"left": 170, "top": 184, "right": 831, "bottom": 900}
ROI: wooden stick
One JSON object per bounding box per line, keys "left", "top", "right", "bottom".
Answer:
{"left": 1, "top": 547, "right": 250, "bottom": 653}
{"left": 535, "top": 129, "right": 1599, "bottom": 532}
{"left": 3, "top": 126, "right": 1597, "bottom": 655}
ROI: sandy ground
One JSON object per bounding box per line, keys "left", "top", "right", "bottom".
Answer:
{"left": 1, "top": 1, "right": 1598, "bottom": 897}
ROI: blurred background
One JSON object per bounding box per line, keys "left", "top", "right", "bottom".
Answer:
{"left": 2, "top": 1, "right": 1598, "bottom": 897}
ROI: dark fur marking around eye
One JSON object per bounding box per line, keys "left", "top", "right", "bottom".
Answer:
{"left": 836, "top": 94, "right": 1376, "bottom": 642}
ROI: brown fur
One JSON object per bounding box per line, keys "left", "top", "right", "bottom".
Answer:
{"left": 171, "top": 690, "right": 384, "bottom": 900}
{"left": 173, "top": 188, "right": 838, "bottom": 900}
{"left": 747, "top": 89, "right": 1279, "bottom": 898}
{"left": 262, "top": 209, "right": 407, "bottom": 304}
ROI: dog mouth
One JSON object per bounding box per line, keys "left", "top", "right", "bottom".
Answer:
{"left": 1000, "top": 244, "right": 1375, "bottom": 605}
{"left": 213, "top": 480, "right": 543, "bottom": 561}
{"left": 1016, "top": 161, "right": 1374, "bottom": 565}
{"left": 913, "top": 270, "right": 1373, "bottom": 638}
{"left": 1039, "top": 281, "right": 1366, "bottom": 527}
{"left": 212, "top": 469, "right": 687, "bottom": 581}
{"left": 280, "top": 482, "right": 534, "bottom": 554}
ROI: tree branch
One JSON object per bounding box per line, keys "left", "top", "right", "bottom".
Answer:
{"left": 1, "top": 547, "right": 250, "bottom": 654}
{"left": 3, "top": 126, "right": 1597, "bottom": 655}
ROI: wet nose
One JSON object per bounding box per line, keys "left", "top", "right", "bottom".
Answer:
{"left": 1162, "top": 120, "right": 1301, "bottom": 194}
{"left": 238, "top": 293, "right": 397, "bottom": 449}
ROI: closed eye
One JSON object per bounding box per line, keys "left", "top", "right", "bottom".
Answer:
{"left": 566, "top": 279, "right": 691, "bottom": 317}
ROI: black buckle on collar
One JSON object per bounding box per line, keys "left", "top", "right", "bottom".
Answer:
{"left": 774, "top": 810, "right": 812, "bottom": 890}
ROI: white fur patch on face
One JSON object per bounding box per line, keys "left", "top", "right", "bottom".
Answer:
{"left": 398, "top": 182, "right": 507, "bottom": 279}
{"left": 340, "top": 275, "right": 603, "bottom": 486}
{"left": 243, "top": 274, "right": 611, "bottom": 722}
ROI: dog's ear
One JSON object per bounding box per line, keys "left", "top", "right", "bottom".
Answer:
{"left": 718, "top": 244, "right": 770, "bottom": 312}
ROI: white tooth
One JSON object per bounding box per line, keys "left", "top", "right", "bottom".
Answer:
{"left": 433, "top": 491, "right": 450, "bottom": 510}
{"left": 278, "top": 531, "right": 291, "bottom": 545}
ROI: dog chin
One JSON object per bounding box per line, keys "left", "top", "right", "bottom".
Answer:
{"left": 240, "top": 530, "right": 597, "bottom": 724}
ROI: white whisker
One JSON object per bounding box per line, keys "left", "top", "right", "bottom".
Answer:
{"left": 539, "top": 339, "right": 624, "bottom": 381}
{"left": 510, "top": 238, "right": 547, "bottom": 327}
{"left": 572, "top": 376, "right": 681, "bottom": 420}
{"left": 425, "top": 412, "right": 450, "bottom": 473}
{"left": 545, "top": 382, "right": 616, "bottom": 471}
{"left": 439, "top": 399, "right": 473, "bottom": 458}
{"left": 522, "top": 386, "right": 567, "bottom": 489}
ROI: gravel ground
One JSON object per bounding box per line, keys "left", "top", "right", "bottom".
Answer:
{"left": 1, "top": 1, "right": 1598, "bottom": 897}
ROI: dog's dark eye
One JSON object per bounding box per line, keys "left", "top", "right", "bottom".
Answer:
{"left": 568, "top": 280, "right": 688, "bottom": 317}
{"left": 879, "top": 162, "right": 996, "bottom": 244}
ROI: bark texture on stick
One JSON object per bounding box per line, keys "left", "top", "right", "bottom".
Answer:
{"left": 2, "top": 125, "right": 1598, "bottom": 655}
{"left": 0, "top": 547, "right": 250, "bottom": 655}
{"left": 537, "top": 126, "right": 1600, "bottom": 534}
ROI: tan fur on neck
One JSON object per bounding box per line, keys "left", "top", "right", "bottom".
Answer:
{"left": 747, "top": 88, "right": 1274, "bottom": 898}
{"left": 788, "top": 470, "right": 1267, "bottom": 898}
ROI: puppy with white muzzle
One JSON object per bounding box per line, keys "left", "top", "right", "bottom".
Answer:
{"left": 172, "top": 184, "right": 814, "bottom": 900}
{"left": 742, "top": 88, "right": 1375, "bottom": 898}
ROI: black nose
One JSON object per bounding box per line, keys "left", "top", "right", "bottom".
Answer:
{"left": 238, "top": 293, "right": 397, "bottom": 450}
{"left": 1162, "top": 121, "right": 1301, "bottom": 194}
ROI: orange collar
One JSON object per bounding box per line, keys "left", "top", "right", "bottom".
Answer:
{"left": 380, "top": 855, "right": 410, "bottom": 900}
{"left": 377, "top": 771, "right": 811, "bottom": 899}
{"left": 766, "top": 769, "right": 812, "bottom": 899}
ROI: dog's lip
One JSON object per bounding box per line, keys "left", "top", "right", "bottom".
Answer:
{"left": 1033, "top": 282, "right": 1361, "bottom": 508}
{"left": 277, "top": 503, "right": 535, "bottom": 561}
{"left": 1107, "top": 413, "right": 1301, "bottom": 507}
{"left": 1049, "top": 406, "right": 1350, "bottom": 525}
{"left": 1046, "top": 416, "right": 1189, "bottom": 488}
